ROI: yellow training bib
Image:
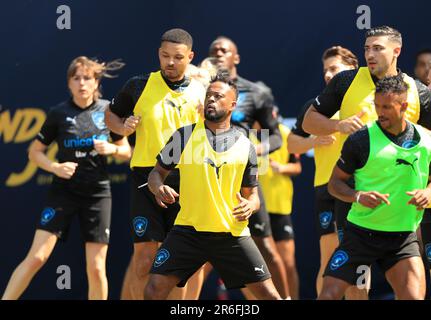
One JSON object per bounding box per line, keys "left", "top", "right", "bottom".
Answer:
{"left": 131, "top": 71, "right": 205, "bottom": 168}
{"left": 176, "top": 121, "right": 252, "bottom": 236}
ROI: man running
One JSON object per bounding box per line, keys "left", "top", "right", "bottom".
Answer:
{"left": 105, "top": 28, "right": 205, "bottom": 300}
{"left": 208, "top": 36, "right": 289, "bottom": 299}
{"left": 144, "top": 73, "right": 280, "bottom": 300}
{"left": 302, "top": 26, "right": 431, "bottom": 269}
{"left": 319, "top": 75, "right": 431, "bottom": 300}
{"left": 287, "top": 46, "right": 367, "bottom": 298}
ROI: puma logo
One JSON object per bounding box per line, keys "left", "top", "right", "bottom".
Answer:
{"left": 66, "top": 116, "right": 77, "bottom": 125}
{"left": 254, "top": 265, "right": 265, "bottom": 274}
{"left": 165, "top": 99, "right": 183, "bottom": 115}
{"left": 254, "top": 222, "right": 266, "bottom": 231}
{"left": 396, "top": 158, "right": 418, "bottom": 173}
{"left": 204, "top": 158, "right": 227, "bottom": 179}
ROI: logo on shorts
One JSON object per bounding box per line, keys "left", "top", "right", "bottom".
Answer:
{"left": 319, "top": 211, "right": 332, "bottom": 229}
{"left": 133, "top": 216, "right": 148, "bottom": 237}
{"left": 41, "top": 207, "right": 56, "bottom": 225}
{"left": 254, "top": 265, "right": 265, "bottom": 274}
{"left": 154, "top": 249, "right": 170, "bottom": 268}
{"left": 425, "top": 244, "right": 431, "bottom": 263}
{"left": 330, "top": 250, "right": 349, "bottom": 271}
{"left": 91, "top": 111, "right": 106, "bottom": 130}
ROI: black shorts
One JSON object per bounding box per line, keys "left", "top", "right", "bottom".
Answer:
{"left": 420, "top": 209, "right": 431, "bottom": 267}
{"left": 130, "top": 168, "right": 180, "bottom": 243}
{"left": 324, "top": 221, "right": 421, "bottom": 285}
{"left": 150, "top": 226, "right": 271, "bottom": 289}
{"left": 37, "top": 187, "right": 111, "bottom": 243}
{"left": 315, "top": 184, "right": 337, "bottom": 237}
{"left": 335, "top": 198, "right": 352, "bottom": 232}
{"left": 269, "top": 213, "right": 294, "bottom": 241}
{"left": 248, "top": 186, "right": 272, "bottom": 237}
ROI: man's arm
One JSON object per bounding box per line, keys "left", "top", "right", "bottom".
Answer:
{"left": 270, "top": 154, "right": 302, "bottom": 176}
{"left": 288, "top": 100, "right": 336, "bottom": 153}
{"left": 232, "top": 187, "right": 260, "bottom": 222}
{"left": 287, "top": 132, "right": 336, "bottom": 154}
{"left": 328, "top": 166, "right": 390, "bottom": 208}
{"left": 406, "top": 175, "right": 431, "bottom": 210}
{"left": 303, "top": 105, "right": 365, "bottom": 136}
{"left": 148, "top": 162, "right": 178, "bottom": 208}
{"left": 105, "top": 76, "right": 146, "bottom": 136}
{"left": 105, "top": 107, "right": 141, "bottom": 136}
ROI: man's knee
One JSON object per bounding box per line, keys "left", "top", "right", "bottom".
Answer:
{"left": 317, "top": 277, "right": 348, "bottom": 300}
{"left": 144, "top": 279, "right": 160, "bottom": 300}
{"left": 133, "top": 243, "right": 159, "bottom": 279}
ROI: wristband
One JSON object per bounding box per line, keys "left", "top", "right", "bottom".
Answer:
{"left": 355, "top": 192, "right": 362, "bottom": 203}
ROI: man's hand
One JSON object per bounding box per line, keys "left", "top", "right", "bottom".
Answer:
{"left": 355, "top": 191, "right": 390, "bottom": 208}
{"left": 51, "top": 162, "right": 78, "bottom": 179}
{"left": 232, "top": 192, "right": 254, "bottom": 221}
{"left": 335, "top": 110, "right": 366, "bottom": 135}
{"left": 407, "top": 189, "right": 431, "bottom": 210}
{"left": 93, "top": 139, "right": 117, "bottom": 155}
{"left": 154, "top": 185, "right": 179, "bottom": 208}
{"left": 313, "top": 135, "right": 336, "bottom": 147}
{"left": 123, "top": 115, "right": 141, "bottom": 136}
{"left": 270, "top": 159, "right": 282, "bottom": 174}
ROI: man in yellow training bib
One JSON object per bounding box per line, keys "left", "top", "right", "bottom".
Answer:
{"left": 144, "top": 73, "right": 280, "bottom": 300}
{"left": 105, "top": 28, "right": 205, "bottom": 299}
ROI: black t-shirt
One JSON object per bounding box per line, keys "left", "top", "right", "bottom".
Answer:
{"left": 313, "top": 69, "right": 431, "bottom": 129}
{"left": 337, "top": 121, "right": 431, "bottom": 174}
{"left": 37, "top": 99, "right": 122, "bottom": 197}
{"left": 157, "top": 123, "right": 258, "bottom": 188}
{"left": 291, "top": 98, "right": 315, "bottom": 137}
{"left": 232, "top": 76, "right": 282, "bottom": 153}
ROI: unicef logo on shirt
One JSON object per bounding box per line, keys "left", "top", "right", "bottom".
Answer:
{"left": 319, "top": 211, "right": 332, "bottom": 229}
{"left": 330, "top": 250, "right": 349, "bottom": 271}
{"left": 425, "top": 244, "right": 431, "bottom": 263}
{"left": 154, "top": 249, "right": 170, "bottom": 268}
{"left": 91, "top": 111, "right": 106, "bottom": 130}
{"left": 133, "top": 216, "right": 148, "bottom": 237}
{"left": 41, "top": 207, "right": 56, "bottom": 225}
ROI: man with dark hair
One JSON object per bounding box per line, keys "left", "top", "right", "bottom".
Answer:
{"left": 303, "top": 26, "right": 431, "bottom": 278}
{"left": 105, "top": 28, "right": 205, "bottom": 300}
{"left": 144, "top": 74, "right": 280, "bottom": 300}
{"left": 161, "top": 28, "right": 193, "bottom": 48}
{"left": 319, "top": 76, "right": 431, "bottom": 300}
{"left": 208, "top": 36, "right": 290, "bottom": 299}
{"left": 288, "top": 46, "right": 369, "bottom": 299}
{"left": 414, "top": 48, "right": 431, "bottom": 86}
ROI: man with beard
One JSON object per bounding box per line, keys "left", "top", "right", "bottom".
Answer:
{"left": 144, "top": 73, "right": 280, "bottom": 300}
{"left": 208, "top": 36, "right": 289, "bottom": 299}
